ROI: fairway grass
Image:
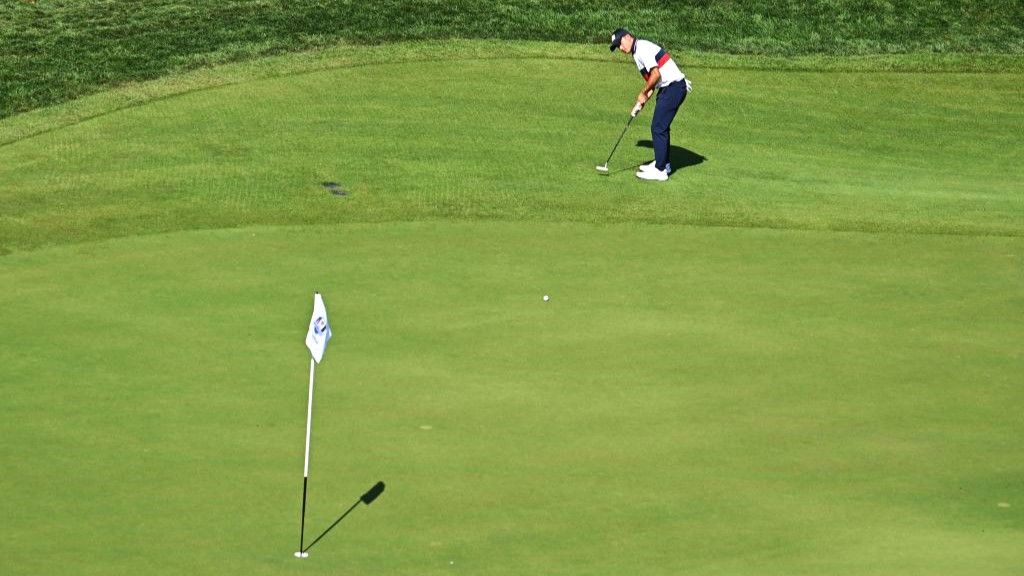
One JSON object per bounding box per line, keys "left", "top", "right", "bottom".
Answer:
{"left": 1, "top": 54, "right": 1022, "bottom": 255}
{"left": 1, "top": 222, "right": 1022, "bottom": 575}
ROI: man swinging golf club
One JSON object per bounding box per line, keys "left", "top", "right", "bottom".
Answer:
{"left": 610, "top": 28, "right": 691, "bottom": 181}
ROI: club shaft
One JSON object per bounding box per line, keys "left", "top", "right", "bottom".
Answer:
{"left": 603, "top": 115, "right": 634, "bottom": 165}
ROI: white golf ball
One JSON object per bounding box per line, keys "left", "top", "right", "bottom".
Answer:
{"left": 543, "top": 295, "right": 550, "bottom": 302}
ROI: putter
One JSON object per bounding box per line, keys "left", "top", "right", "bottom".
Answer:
{"left": 596, "top": 114, "right": 635, "bottom": 174}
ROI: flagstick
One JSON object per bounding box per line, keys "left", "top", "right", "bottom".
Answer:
{"left": 295, "top": 357, "right": 316, "bottom": 558}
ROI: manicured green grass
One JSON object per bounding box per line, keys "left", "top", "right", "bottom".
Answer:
{"left": 1, "top": 51, "right": 1022, "bottom": 256}
{"left": 2, "top": 0, "right": 1022, "bottom": 118}
{"left": 3, "top": 39, "right": 1019, "bottom": 151}
{"left": 1, "top": 43, "right": 1022, "bottom": 574}
{"left": 1, "top": 222, "right": 1021, "bottom": 575}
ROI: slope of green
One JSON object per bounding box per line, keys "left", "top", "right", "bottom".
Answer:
{"left": 3, "top": 40, "right": 1019, "bottom": 150}
{"left": 2, "top": 0, "right": 1022, "bottom": 117}
{"left": 1, "top": 53, "right": 1022, "bottom": 257}
{"left": 1, "top": 222, "right": 1021, "bottom": 575}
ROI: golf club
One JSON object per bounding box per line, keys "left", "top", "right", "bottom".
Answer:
{"left": 596, "top": 114, "right": 635, "bottom": 174}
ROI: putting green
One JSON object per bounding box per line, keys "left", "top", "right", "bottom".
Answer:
{"left": 1, "top": 222, "right": 1021, "bottom": 575}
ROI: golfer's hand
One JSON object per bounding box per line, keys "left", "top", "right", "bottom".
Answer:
{"left": 632, "top": 92, "right": 650, "bottom": 117}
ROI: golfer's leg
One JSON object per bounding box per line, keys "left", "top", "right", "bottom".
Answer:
{"left": 654, "top": 83, "right": 687, "bottom": 171}
{"left": 651, "top": 100, "right": 671, "bottom": 171}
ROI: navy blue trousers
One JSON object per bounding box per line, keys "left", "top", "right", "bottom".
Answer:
{"left": 652, "top": 80, "right": 688, "bottom": 171}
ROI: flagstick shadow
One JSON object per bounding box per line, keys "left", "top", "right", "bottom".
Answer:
{"left": 302, "top": 481, "right": 385, "bottom": 554}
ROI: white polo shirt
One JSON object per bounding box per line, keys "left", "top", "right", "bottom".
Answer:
{"left": 632, "top": 39, "right": 685, "bottom": 88}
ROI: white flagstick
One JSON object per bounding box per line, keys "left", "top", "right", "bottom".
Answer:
{"left": 297, "top": 292, "right": 331, "bottom": 558}
{"left": 295, "top": 357, "right": 316, "bottom": 558}
{"left": 304, "top": 357, "right": 316, "bottom": 479}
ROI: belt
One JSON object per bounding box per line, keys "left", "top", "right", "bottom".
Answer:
{"left": 660, "top": 78, "right": 692, "bottom": 92}
{"left": 658, "top": 79, "right": 685, "bottom": 92}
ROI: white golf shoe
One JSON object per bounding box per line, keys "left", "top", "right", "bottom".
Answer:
{"left": 636, "top": 167, "right": 669, "bottom": 181}
{"left": 639, "top": 160, "right": 672, "bottom": 174}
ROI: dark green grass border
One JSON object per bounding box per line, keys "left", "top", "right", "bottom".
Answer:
{"left": 2, "top": 39, "right": 1021, "bottom": 148}
{"left": 3, "top": 0, "right": 1022, "bottom": 119}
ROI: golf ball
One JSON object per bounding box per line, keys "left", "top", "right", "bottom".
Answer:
{"left": 543, "top": 295, "right": 550, "bottom": 302}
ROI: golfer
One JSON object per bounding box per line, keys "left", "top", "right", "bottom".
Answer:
{"left": 610, "top": 28, "right": 691, "bottom": 181}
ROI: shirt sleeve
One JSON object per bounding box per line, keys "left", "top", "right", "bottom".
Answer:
{"left": 636, "top": 61, "right": 650, "bottom": 81}
{"left": 634, "top": 41, "right": 660, "bottom": 73}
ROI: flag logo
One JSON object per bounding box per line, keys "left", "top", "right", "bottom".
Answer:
{"left": 305, "top": 293, "right": 332, "bottom": 364}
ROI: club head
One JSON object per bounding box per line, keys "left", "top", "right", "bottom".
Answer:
{"left": 595, "top": 164, "right": 609, "bottom": 174}
{"left": 361, "top": 481, "right": 385, "bottom": 505}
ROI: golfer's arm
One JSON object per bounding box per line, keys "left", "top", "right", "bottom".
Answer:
{"left": 640, "top": 68, "right": 661, "bottom": 99}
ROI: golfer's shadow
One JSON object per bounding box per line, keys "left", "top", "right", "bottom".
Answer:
{"left": 633, "top": 140, "right": 706, "bottom": 171}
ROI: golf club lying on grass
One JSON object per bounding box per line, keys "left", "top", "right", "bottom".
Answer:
{"left": 596, "top": 114, "right": 636, "bottom": 174}
{"left": 296, "top": 481, "right": 386, "bottom": 557}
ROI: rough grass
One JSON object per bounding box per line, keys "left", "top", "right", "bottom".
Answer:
{"left": 2, "top": 0, "right": 1023, "bottom": 118}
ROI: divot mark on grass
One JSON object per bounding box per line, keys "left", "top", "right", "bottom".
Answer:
{"left": 321, "top": 181, "right": 347, "bottom": 196}
{"left": 997, "top": 502, "right": 1011, "bottom": 508}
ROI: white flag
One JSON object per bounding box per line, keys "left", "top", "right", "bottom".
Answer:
{"left": 305, "top": 292, "right": 332, "bottom": 364}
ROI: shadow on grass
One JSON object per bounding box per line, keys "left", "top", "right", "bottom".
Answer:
{"left": 302, "top": 481, "right": 385, "bottom": 554}
{"left": 634, "top": 140, "right": 707, "bottom": 171}
{"left": 604, "top": 141, "right": 706, "bottom": 175}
